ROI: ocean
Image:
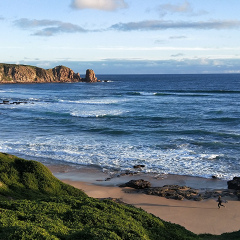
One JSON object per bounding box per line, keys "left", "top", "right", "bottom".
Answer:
{"left": 0, "top": 74, "right": 239, "bottom": 180}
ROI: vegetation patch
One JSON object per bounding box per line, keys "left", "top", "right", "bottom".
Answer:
{"left": 0, "top": 152, "right": 239, "bottom": 239}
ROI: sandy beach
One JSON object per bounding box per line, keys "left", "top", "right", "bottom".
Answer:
{"left": 48, "top": 163, "right": 240, "bottom": 235}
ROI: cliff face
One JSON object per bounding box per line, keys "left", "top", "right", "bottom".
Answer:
{"left": 0, "top": 64, "right": 97, "bottom": 83}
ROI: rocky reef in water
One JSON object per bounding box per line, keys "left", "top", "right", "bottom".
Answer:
{"left": 0, "top": 63, "right": 98, "bottom": 83}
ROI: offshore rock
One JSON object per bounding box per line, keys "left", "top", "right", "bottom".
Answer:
{"left": 84, "top": 69, "right": 98, "bottom": 82}
{"left": 133, "top": 165, "right": 145, "bottom": 169}
{"left": 0, "top": 63, "right": 98, "bottom": 84}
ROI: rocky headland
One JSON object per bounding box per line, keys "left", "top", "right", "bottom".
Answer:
{"left": 0, "top": 63, "right": 98, "bottom": 83}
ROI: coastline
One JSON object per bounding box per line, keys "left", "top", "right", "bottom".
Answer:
{"left": 47, "top": 163, "right": 240, "bottom": 235}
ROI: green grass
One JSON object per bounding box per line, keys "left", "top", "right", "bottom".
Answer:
{"left": 0, "top": 153, "right": 86, "bottom": 200}
{"left": 0, "top": 152, "right": 239, "bottom": 239}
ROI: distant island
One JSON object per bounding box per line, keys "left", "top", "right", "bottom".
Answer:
{"left": 0, "top": 63, "right": 98, "bottom": 84}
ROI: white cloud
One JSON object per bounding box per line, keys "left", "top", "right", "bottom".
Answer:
{"left": 171, "top": 53, "right": 185, "bottom": 57}
{"left": 158, "top": 1, "right": 208, "bottom": 17}
{"left": 169, "top": 36, "right": 187, "bottom": 39}
{"left": 71, "top": 0, "right": 128, "bottom": 11}
{"left": 159, "top": 1, "right": 192, "bottom": 14}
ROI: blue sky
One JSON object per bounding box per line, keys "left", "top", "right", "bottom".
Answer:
{"left": 0, "top": 0, "right": 240, "bottom": 74}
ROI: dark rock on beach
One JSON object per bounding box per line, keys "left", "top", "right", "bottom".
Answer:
{"left": 119, "top": 178, "right": 240, "bottom": 201}
{"left": 143, "top": 185, "right": 201, "bottom": 201}
{"left": 227, "top": 177, "right": 240, "bottom": 190}
{"left": 119, "top": 179, "right": 151, "bottom": 189}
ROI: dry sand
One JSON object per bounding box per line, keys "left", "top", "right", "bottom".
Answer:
{"left": 48, "top": 163, "right": 240, "bottom": 235}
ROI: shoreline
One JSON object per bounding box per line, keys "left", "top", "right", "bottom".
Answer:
{"left": 47, "top": 162, "right": 240, "bottom": 235}
{"left": 47, "top": 162, "right": 229, "bottom": 190}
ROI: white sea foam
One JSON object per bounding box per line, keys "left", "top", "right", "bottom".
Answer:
{"left": 1, "top": 136, "right": 237, "bottom": 180}
{"left": 0, "top": 90, "right": 14, "bottom": 93}
{"left": 29, "top": 98, "right": 40, "bottom": 101}
{"left": 59, "top": 99, "right": 126, "bottom": 105}
{"left": 139, "top": 92, "right": 156, "bottom": 96}
{"left": 70, "top": 109, "right": 123, "bottom": 118}
{"left": 101, "top": 80, "right": 114, "bottom": 82}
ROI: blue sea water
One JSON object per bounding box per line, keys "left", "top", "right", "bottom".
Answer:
{"left": 0, "top": 74, "right": 240, "bottom": 180}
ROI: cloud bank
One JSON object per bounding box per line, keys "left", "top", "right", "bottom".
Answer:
{"left": 71, "top": 0, "right": 128, "bottom": 11}
{"left": 169, "top": 36, "right": 187, "bottom": 39}
{"left": 20, "top": 58, "right": 240, "bottom": 74}
{"left": 110, "top": 20, "right": 240, "bottom": 31}
{"left": 14, "top": 18, "right": 240, "bottom": 36}
{"left": 159, "top": 1, "right": 192, "bottom": 14}
{"left": 14, "top": 18, "right": 87, "bottom": 36}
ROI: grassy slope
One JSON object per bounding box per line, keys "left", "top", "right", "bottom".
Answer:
{"left": 0, "top": 153, "right": 239, "bottom": 240}
{"left": 0, "top": 152, "right": 86, "bottom": 200}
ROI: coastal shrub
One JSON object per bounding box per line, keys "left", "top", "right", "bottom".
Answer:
{"left": 199, "top": 231, "right": 240, "bottom": 240}
{"left": 67, "top": 228, "right": 122, "bottom": 240}
{"left": 0, "top": 153, "right": 87, "bottom": 200}
{"left": 0, "top": 192, "right": 200, "bottom": 239}
{"left": 6, "top": 225, "right": 59, "bottom": 240}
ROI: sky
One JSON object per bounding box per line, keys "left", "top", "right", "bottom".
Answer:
{"left": 0, "top": 0, "right": 240, "bottom": 74}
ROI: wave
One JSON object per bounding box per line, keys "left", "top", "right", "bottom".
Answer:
{"left": 70, "top": 111, "right": 124, "bottom": 118}
{"left": 0, "top": 90, "right": 14, "bottom": 93}
{"left": 133, "top": 116, "right": 180, "bottom": 122}
{"left": 101, "top": 80, "right": 114, "bottom": 82}
{"left": 126, "top": 92, "right": 142, "bottom": 96}
{"left": 59, "top": 99, "right": 123, "bottom": 105}
{"left": 165, "top": 90, "right": 240, "bottom": 94}
{"left": 204, "top": 117, "right": 240, "bottom": 123}
{"left": 153, "top": 129, "right": 240, "bottom": 139}
{"left": 2, "top": 139, "right": 237, "bottom": 180}
{"left": 126, "top": 91, "right": 175, "bottom": 97}
{"left": 154, "top": 92, "right": 174, "bottom": 96}
{"left": 125, "top": 90, "right": 240, "bottom": 97}
{"left": 155, "top": 91, "right": 240, "bottom": 97}
{"left": 88, "top": 128, "right": 131, "bottom": 135}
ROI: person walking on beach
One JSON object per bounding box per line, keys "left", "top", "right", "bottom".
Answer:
{"left": 217, "top": 195, "right": 225, "bottom": 209}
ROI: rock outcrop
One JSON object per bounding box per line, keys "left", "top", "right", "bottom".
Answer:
{"left": 84, "top": 69, "right": 98, "bottom": 82}
{"left": 119, "top": 179, "right": 151, "bottom": 189}
{"left": 120, "top": 180, "right": 239, "bottom": 201}
{"left": 227, "top": 177, "right": 240, "bottom": 190}
{"left": 0, "top": 64, "right": 98, "bottom": 84}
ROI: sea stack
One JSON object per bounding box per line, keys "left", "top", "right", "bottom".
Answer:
{"left": 84, "top": 69, "right": 98, "bottom": 82}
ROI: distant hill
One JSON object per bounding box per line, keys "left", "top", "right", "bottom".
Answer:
{"left": 0, "top": 63, "right": 98, "bottom": 83}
